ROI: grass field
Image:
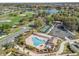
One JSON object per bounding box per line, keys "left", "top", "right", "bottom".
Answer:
{"left": 9, "top": 16, "right": 21, "bottom": 25}
{"left": 0, "top": 11, "right": 35, "bottom": 26}
{"left": 0, "top": 16, "right": 21, "bottom": 26}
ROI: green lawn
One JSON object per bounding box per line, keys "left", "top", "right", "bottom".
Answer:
{"left": 25, "top": 12, "right": 35, "bottom": 18}
{"left": 0, "top": 16, "right": 21, "bottom": 26}
{"left": 9, "top": 16, "right": 21, "bottom": 25}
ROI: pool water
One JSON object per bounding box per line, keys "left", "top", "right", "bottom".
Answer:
{"left": 32, "top": 37, "right": 45, "bottom": 47}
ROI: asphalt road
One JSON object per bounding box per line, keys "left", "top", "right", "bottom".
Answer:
{"left": 0, "top": 27, "right": 30, "bottom": 46}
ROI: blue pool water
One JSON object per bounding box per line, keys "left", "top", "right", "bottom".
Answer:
{"left": 32, "top": 37, "right": 45, "bottom": 47}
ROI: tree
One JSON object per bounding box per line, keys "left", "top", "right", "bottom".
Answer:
{"left": 46, "top": 14, "right": 54, "bottom": 25}
{"left": 0, "top": 24, "right": 11, "bottom": 34}
{"left": 9, "top": 13, "right": 17, "bottom": 16}
{"left": 53, "top": 13, "right": 78, "bottom": 31}
{"left": 63, "top": 16, "right": 77, "bottom": 31}
{"left": 77, "top": 19, "right": 79, "bottom": 32}
{"left": 34, "top": 19, "right": 44, "bottom": 28}
{"left": 16, "top": 35, "right": 25, "bottom": 46}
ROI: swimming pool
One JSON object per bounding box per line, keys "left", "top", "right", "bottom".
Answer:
{"left": 32, "top": 37, "right": 45, "bottom": 47}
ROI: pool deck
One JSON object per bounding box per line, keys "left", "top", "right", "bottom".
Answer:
{"left": 25, "top": 32, "right": 53, "bottom": 50}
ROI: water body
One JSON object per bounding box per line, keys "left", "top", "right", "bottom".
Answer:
{"left": 26, "top": 8, "right": 59, "bottom": 14}
{"left": 46, "top": 9, "right": 59, "bottom": 14}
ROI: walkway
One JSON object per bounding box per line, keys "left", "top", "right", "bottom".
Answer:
{"left": 56, "top": 41, "right": 67, "bottom": 55}
{"left": 56, "top": 38, "right": 79, "bottom": 55}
